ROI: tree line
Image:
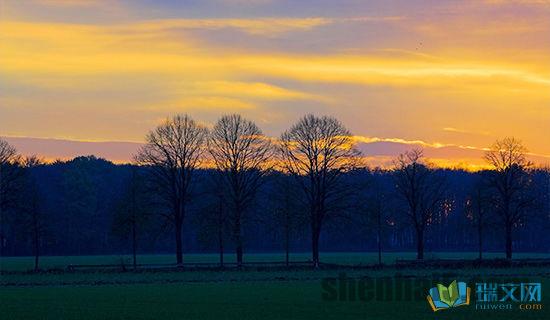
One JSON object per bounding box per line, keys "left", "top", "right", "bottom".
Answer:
{"left": 0, "top": 114, "right": 549, "bottom": 269}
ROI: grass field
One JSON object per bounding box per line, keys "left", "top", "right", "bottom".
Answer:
{"left": 1, "top": 252, "right": 549, "bottom": 320}
{"left": 2, "top": 280, "right": 549, "bottom": 320}
{"left": 2, "top": 251, "right": 550, "bottom": 271}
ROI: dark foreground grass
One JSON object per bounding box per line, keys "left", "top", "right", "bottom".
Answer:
{"left": 1, "top": 279, "right": 549, "bottom": 320}
{"left": 1, "top": 265, "right": 549, "bottom": 320}
{"left": 2, "top": 254, "right": 549, "bottom": 319}
{"left": 3, "top": 252, "right": 550, "bottom": 272}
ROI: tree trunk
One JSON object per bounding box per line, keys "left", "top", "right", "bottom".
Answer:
{"left": 0, "top": 166, "right": 4, "bottom": 257}
{"left": 377, "top": 209, "right": 382, "bottom": 265}
{"left": 505, "top": 223, "right": 512, "bottom": 259}
{"left": 285, "top": 210, "right": 290, "bottom": 267}
{"left": 219, "top": 232, "right": 224, "bottom": 268}
{"left": 235, "top": 209, "right": 243, "bottom": 267}
{"left": 175, "top": 219, "right": 183, "bottom": 266}
{"left": 312, "top": 234, "right": 319, "bottom": 268}
{"left": 131, "top": 175, "right": 137, "bottom": 269}
{"left": 311, "top": 219, "right": 320, "bottom": 268}
{"left": 0, "top": 201, "right": 3, "bottom": 257}
{"left": 218, "top": 213, "right": 224, "bottom": 268}
{"left": 416, "top": 228, "right": 424, "bottom": 260}
{"left": 175, "top": 200, "right": 186, "bottom": 266}
{"left": 377, "top": 229, "right": 382, "bottom": 265}
{"left": 34, "top": 246, "right": 39, "bottom": 271}
{"left": 132, "top": 218, "right": 137, "bottom": 269}
{"left": 236, "top": 243, "right": 243, "bottom": 267}
{"left": 285, "top": 227, "right": 290, "bottom": 267}
{"left": 478, "top": 222, "right": 483, "bottom": 260}
{"left": 33, "top": 223, "right": 39, "bottom": 271}
{"left": 217, "top": 195, "right": 224, "bottom": 268}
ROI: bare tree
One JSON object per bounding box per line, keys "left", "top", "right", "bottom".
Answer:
{"left": 484, "top": 137, "right": 535, "bottom": 259}
{"left": 0, "top": 139, "right": 21, "bottom": 209}
{"left": 360, "top": 170, "right": 391, "bottom": 265}
{"left": 208, "top": 114, "right": 273, "bottom": 267}
{"left": 196, "top": 172, "right": 228, "bottom": 268}
{"left": 135, "top": 115, "right": 208, "bottom": 265}
{"left": 112, "top": 167, "right": 151, "bottom": 269}
{"left": 465, "top": 174, "right": 491, "bottom": 260}
{"left": 279, "top": 114, "right": 360, "bottom": 267}
{"left": 18, "top": 156, "right": 46, "bottom": 271}
{"left": 393, "top": 149, "right": 447, "bottom": 260}
{"left": 0, "top": 139, "right": 23, "bottom": 256}
{"left": 269, "top": 173, "right": 303, "bottom": 267}
{"left": 213, "top": 187, "right": 226, "bottom": 267}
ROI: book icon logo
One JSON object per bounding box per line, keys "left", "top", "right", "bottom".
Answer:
{"left": 427, "top": 280, "right": 471, "bottom": 311}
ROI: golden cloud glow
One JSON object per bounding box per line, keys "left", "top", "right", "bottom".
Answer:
{"left": 352, "top": 135, "right": 487, "bottom": 150}
{"left": 2, "top": 21, "right": 548, "bottom": 95}
{"left": 152, "top": 96, "right": 257, "bottom": 112}
{"left": 186, "top": 81, "right": 318, "bottom": 101}
{"left": 2, "top": 19, "right": 549, "bottom": 86}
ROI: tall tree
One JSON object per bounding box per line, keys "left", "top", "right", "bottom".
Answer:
{"left": 393, "top": 149, "right": 447, "bottom": 260}
{"left": 208, "top": 114, "right": 273, "bottom": 267}
{"left": 279, "top": 114, "right": 360, "bottom": 267}
{"left": 136, "top": 115, "right": 208, "bottom": 265}
{"left": 484, "top": 137, "right": 535, "bottom": 259}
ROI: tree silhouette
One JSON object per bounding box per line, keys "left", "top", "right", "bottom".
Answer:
{"left": 136, "top": 115, "right": 208, "bottom": 265}
{"left": 196, "top": 172, "right": 229, "bottom": 268}
{"left": 208, "top": 114, "right": 273, "bottom": 267}
{"left": 111, "top": 167, "right": 152, "bottom": 268}
{"left": 269, "top": 173, "right": 303, "bottom": 267}
{"left": 484, "top": 137, "right": 535, "bottom": 259}
{"left": 464, "top": 173, "right": 491, "bottom": 260}
{"left": 18, "top": 156, "right": 47, "bottom": 271}
{"left": 279, "top": 114, "right": 360, "bottom": 267}
{"left": 393, "top": 149, "right": 447, "bottom": 260}
{"left": 360, "top": 169, "right": 391, "bottom": 265}
{"left": 0, "top": 139, "right": 23, "bottom": 256}
{"left": 0, "top": 139, "right": 21, "bottom": 210}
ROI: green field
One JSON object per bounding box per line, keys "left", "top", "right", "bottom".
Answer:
{"left": 3, "top": 251, "right": 550, "bottom": 272}
{"left": 1, "top": 253, "right": 549, "bottom": 320}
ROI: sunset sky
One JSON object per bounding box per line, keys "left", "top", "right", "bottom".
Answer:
{"left": 1, "top": 0, "right": 549, "bottom": 168}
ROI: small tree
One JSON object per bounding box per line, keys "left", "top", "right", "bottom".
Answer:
{"left": 484, "top": 137, "right": 535, "bottom": 259}
{"left": 360, "top": 170, "right": 391, "bottom": 265}
{"left": 0, "top": 139, "right": 20, "bottom": 207}
{"left": 196, "top": 172, "right": 228, "bottom": 268}
{"left": 17, "top": 156, "right": 46, "bottom": 271}
{"left": 393, "top": 149, "right": 447, "bottom": 260}
{"left": 208, "top": 114, "right": 273, "bottom": 267}
{"left": 269, "top": 173, "right": 303, "bottom": 267}
{"left": 0, "top": 139, "right": 23, "bottom": 256}
{"left": 136, "top": 114, "right": 208, "bottom": 265}
{"left": 112, "top": 167, "right": 151, "bottom": 269}
{"left": 465, "top": 174, "right": 491, "bottom": 260}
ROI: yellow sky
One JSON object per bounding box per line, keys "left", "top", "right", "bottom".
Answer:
{"left": 0, "top": 0, "right": 549, "bottom": 167}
